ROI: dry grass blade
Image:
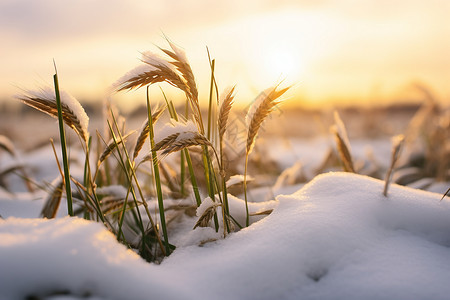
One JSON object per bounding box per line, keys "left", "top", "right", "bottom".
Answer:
{"left": 332, "top": 129, "right": 355, "bottom": 173}
{"left": 218, "top": 86, "right": 236, "bottom": 141}
{"left": 98, "top": 131, "right": 135, "bottom": 163}
{"left": 40, "top": 180, "right": 63, "bottom": 218}
{"left": 383, "top": 134, "right": 405, "bottom": 197}
{"left": 193, "top": 203, "right": 221, "bottom": 229}
{"left": 0, "top": 135, "right": 15, "bottom": 157}
{"left": 133, "top": 105, "right": 166, "bottom": 160}
{"left": 440, "top": 187, "right": 450, "bottom": 202}
{"left": 17, "top": 92, "right": 89, "bottom": 143}
{"left": 0, "top": 165, "right": 25, "bottom": 178}
{"left": 246, "top": 86, "right": 289, "bottom": 154}
{"left": 0, "top": 165, "right": 25, "bottom": 191}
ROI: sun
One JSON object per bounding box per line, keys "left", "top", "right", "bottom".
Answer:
{"left": 262, "top": 46, "right": 304, "bottom": 80}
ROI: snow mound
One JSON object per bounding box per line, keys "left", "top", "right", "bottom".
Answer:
{"left": 1, "top": 172, "right": 450, "bottom": 299}
{"left": 0, "top": 217, "right": 185, "bottom": 300}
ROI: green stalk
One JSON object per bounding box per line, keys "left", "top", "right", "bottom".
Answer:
{"left": 244, "top": 154, "right": 250, "bottom": 227}
{"left": 146, "top": 87, "right": 170, "bottom": 255}
{"left": 53, "top": 67, "right": 73, "bottom": 216}
{"left": 219, "top": 125, "right": 230, "bottom": 232}
{"left": 180, "top": 146, "right": 186, "bottom": 196}
{"left": 207, "top": 59, "right": 215, "bottom": 140}
{"left": 117, "top": 183, "right": 133, "bottom": 242}
{"left": 205, "top": 53, "right": 220, "bottom": 231}
{"left": 108, "top": 113, "right": 167, "bottom": 257}
{"left": 184, "top": 150, "right": 201, "bottom": 206}
{"left": 106, "top": 121, "right": 146, "bottom": 234}
{"left": 82, "top": 137, "right": 92, "bottom": 219}
{"left": 161, "top": 89, "right": 202, "bottom": 207}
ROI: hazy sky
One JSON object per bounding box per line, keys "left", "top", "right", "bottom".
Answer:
{"left": 1, "top": 0, "right": 449, "bottom": 110}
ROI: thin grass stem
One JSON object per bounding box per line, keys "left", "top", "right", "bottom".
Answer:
{"left": 146, "top": 87, "right": 171, "bottom": 255}
{"left": 161, "top": 89, "right": 202, "bottom": 206}
{"left": 53, "top": 66, "right": 73, "bottom": 216}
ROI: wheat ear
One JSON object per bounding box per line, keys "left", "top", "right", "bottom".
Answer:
{"left": 153, "top": 132, "right": 213, "bottom": 156}
{"left": 243, "top": 85, "right": 289, "bottom": 227}
{"left": 332, "top": 128, "right": 355, "bottom": 173}
{"left": 383, "top": 134, "right": 405, "bottom": 197}
{"left": 193, "top": 203, "right": 221, "bottom": 229}
{"left": 98, "top": 130, "right": 135, "bottom": 163}
{"left": 331, "top": 111, "right": 354, "bottom": 173}
{"left": 160, "top": 38, "right": 204, "bottom": 133}
{"left": 133, "top": 105, "right": 166, "bottom": 160}
{"left": 218, "top": 86, "right": 236, "bottom": 142}
{"left": 40, "top": 180, "right": 63, "bottom": 219}
{"left": 17, "top": 91, "right": 89, "bottom": 143}
{"left": 246, "top": 86, "right": 289, "bottom": 154}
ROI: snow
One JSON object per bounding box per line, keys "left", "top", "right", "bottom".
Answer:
{"left": 1, "top": 172, "right": 450, "bottom": 299}
{"left": 226, "top": 174, "right": 253, "bottom": 187}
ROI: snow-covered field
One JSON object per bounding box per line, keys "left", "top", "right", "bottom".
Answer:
{"left": 0, "top": 124, "right": 449, "bottom": 300}
{"left": 1, "top": 171, "right": 449, "bottom": 300}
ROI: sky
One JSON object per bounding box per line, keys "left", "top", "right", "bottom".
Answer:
{"left": 1, "top": 0, "right": 449, "bottom": 111}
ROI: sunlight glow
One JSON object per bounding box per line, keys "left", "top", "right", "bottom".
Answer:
{"left": 262, "top": 45, "right": 304, "bottom": 81}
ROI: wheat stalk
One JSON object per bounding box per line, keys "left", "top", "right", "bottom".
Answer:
{"left": 160, "top": 39, "right": 199, "bottom": 104}
{"left": 116, "top": 40, "right": 204, "bottom": 133}
{"left": 17, "top": 88, "right": 89, "bottom": 143}
{"left": 133, "top": 105, "right": 166, "bottom": 160}
{"left": 0, "top": 135, "right": 15, "bottom": 157}
{"left": 383, "top": 134, "right": 405, "bottom": 197}
{"left": 98, "top": 130, "right": 135, "bottom": 163}
{"left": 331, "top": 111, "right": 355, "bottom": 173}
{"left": 218, "top": 86, "right": 236, "bottom": 142}
{"left": 246, "top": 86, "right": 289, "bottom": 155}
{"left": 154, "top": 132, "right": 213, "bottom": 156}
{"left": 332, "top": 128, "right": 355, "bottom": 173}
{"left": 243, "top": 85, "right": 289, "bottom": 226}
{"left": 160, "top": 38, "right": 203, "bottom": 133}
{"left": 193, "top": 203, "right": 221, "bottom": 229}
{"left": 40, "top": 180, "right": 63, "bottom": 219}
{"left": 97, "top": 186, "right": 130, "bottom": 215}
{"left": 116, "top": 60, "right": 189, "bottom": 96}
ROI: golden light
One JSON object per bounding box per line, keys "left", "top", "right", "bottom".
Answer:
{"left": 261, "top": 45, "right": 305, "bottom": 82}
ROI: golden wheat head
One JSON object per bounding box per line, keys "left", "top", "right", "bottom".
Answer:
{"left": 17, "top": 88, "right": 89, "bottom": 143}
{"left": 218, "top": 86, "right": 236, "bottom": 142}
{"left": 133, "top": 105, "right": 166, "bottom": 160}
{"left": 246, "top": 86, "right": 289, "bottom": 155}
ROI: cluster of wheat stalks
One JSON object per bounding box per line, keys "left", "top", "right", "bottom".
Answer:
{"left": 329, "top": 95, "right": 449, "bottom": 198}
{"left": 10, "top": 39, "right": 448, "bottom": 261}
{"left": 15, "top": 39, "right": 289, "bottom": 261}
